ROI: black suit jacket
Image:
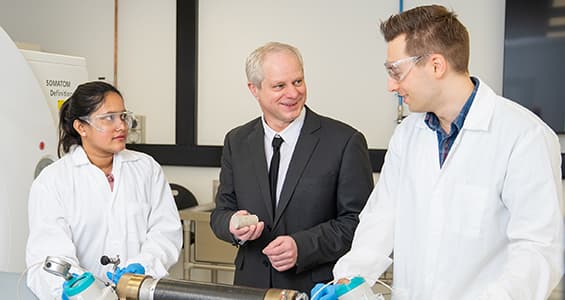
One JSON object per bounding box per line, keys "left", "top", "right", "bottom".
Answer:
{"left": 210, "top": 107, "right": 373, "bottom": 293}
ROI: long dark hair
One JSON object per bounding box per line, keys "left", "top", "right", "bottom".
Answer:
{"left": 57, "top": 81, "right": 122, "bottom": 157}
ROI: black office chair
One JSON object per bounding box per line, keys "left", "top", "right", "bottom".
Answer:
{"left": 169, "top": 183, "right": 198, "bottom": 210}
{"left": 170, "top": 183, "right": 198, "bottom": 251}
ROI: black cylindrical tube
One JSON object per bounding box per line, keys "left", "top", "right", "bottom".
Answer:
{"left": 152, "top": 278, "right": 266, "bottom": 300}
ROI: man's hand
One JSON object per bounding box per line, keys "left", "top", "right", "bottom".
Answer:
{"left": 230, "top": 210, "right": 264, "bottom": 241}
{"left": 262, "top": 235, "right": 297, "bottom": 272}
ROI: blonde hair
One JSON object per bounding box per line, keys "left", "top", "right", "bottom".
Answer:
{"left": 245, "top": 42, "right": 304, "bottom": 88}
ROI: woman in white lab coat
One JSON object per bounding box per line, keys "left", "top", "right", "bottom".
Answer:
{"left": 26, "top": 81, "right": 182, "bottom": 299}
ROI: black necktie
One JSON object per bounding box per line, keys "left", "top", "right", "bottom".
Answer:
{"left": 269, "top": 136, "right": 284, "bottom": 214}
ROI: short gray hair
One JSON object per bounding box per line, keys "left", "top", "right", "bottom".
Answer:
{"left": 245, "top": 42, "right": 304, "bottom": 88}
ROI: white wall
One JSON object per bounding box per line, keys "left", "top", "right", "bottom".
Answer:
{"left": 0, "top": 0, "right": 562, "bottom": 226}
{"left": 196, "top": 0, "right": 505, "bottom": 149}
{"left": 116, "top": 0, "right": 177, "bottom": 145}
{"left": 0, "top": 0, "right": 114, "bottom": 82}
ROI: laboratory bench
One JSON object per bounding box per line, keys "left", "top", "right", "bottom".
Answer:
{"left": 178, "top": 203, "right": 237, "bottom": 283}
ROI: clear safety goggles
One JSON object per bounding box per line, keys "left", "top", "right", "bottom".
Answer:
{"left": 79, "top": 111, "right": 135, "bottom": 132}
{"left": 384, "top": 55, "right": 426, "bottom": 82}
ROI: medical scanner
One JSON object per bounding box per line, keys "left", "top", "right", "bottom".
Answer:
{"left": 0, "top": 25, "right": 87, "bottom": 273}
{"left": 20, "top": 48, "right": 88, "bottom": 125}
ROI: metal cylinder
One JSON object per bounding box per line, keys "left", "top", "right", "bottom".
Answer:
{"left": 116, "top": 274, "right": 145, "bottom": 300}
{"left": 117, "top": 274, "right": 309, "bottom": 300}
{"left": 151, "top": 278, "right": 265, "bottom": 300}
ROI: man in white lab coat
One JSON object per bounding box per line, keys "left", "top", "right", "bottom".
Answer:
{"left": 331, "top": 5, "right": 564, "bottom": 300}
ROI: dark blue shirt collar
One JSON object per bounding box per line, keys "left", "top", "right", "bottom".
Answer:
{"left": 425, "top": 77, "right": 479, "bottom": 134}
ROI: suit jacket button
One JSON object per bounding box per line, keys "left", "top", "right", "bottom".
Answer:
{"left": 262, "top": 260, "right": 269, "bottom": 267}
{"left": 266, "top": 225, "right": 271, "bottom": 232}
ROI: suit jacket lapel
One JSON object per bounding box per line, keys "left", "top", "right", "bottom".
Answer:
{"left": 247, "top": 120, "right": 274, "bottom": 222}
{"left": 274, "top": 107, "right": 320, "bottom": 227}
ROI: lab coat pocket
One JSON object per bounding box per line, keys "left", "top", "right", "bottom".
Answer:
{"left": 126, "top": 203, "right": 150, "bottom": 241}
{"left": 451, "top": 184, "right": 488, "bottom": 237}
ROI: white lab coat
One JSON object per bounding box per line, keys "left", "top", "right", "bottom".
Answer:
{"left": 26, "top": 146, "right": 182, "bottom": 299}
{"left": 333, "top": 79, "right": 564, "bottom": 300}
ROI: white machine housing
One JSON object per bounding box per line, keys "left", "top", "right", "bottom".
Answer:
{"left": 20, "top": 49, "right": 88, "bottom": 125}
{"left": 0, "top": 25, "right": 88, "bottom": 272}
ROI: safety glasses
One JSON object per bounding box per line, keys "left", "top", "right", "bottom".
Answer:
{"left": 384, "top": 55, "right": 426, "bottom": 82}
{"left": 79, "top": 111, "right": 135, "bottom": 132}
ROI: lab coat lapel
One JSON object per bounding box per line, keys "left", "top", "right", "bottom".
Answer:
{"left": 247, "top": 121, "right": 274, "bottom": 222}
{"left": 110, "top": 152, "right": 121, "bottom": 196}
{"left": 440, "top": 79, "right": 495, "bottom": 170}
{"left": 274, "top": 108, "right": 320, "bottom": 227}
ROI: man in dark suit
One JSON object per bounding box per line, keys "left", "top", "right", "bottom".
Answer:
{"left": 210, "top": 41, "right": 374, "bottom": 293}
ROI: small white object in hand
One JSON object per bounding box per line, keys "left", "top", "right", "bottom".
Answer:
{"left": 230, "top": 214, "right": 259, "bottom": 229}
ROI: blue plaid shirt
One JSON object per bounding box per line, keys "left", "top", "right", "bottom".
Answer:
{"left": 424, "top": 77, "right": 479, "bottom": 167}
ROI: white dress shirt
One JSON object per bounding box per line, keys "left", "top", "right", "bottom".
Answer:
{"left": 26, "top": 146, "right": 182, "bottom": 299}
{"left": 262, "top": 108, "right": 306, "bottom": 206}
